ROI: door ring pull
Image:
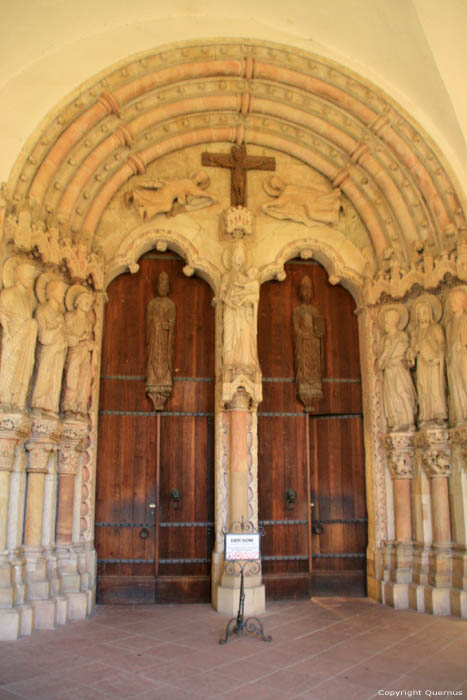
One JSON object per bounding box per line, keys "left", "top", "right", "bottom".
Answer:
{"left": 139, "top": 527, "right": 150, "bottom": 539}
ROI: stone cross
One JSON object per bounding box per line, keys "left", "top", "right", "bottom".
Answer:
{"left": 201, "top": 144, "right": 276, "bottom": 207}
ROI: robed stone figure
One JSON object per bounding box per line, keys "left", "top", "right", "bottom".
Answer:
{"left": 293, "top": 275, "right": 325, "bottom": 411}
{"left": 146, "top": 272, "right": 176, "bottom": 410}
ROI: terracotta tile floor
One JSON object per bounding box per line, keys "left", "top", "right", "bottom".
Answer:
{"left": 0, "top": 598, "right": 465, "bottom": 699}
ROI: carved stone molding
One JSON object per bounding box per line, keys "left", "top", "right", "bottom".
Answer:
{"left": 414, "top": 428, "right": 452, "bottom": 479}
{"left": 25, "top": 414, "right": 61, "bottom": 473}
{"left": 384, "top": 431, "right": 415, "bottom": 479}
{"left": 0, "top": 411, "right": 31, "bottom": 471}
{"left": 228, "top": 387, "right": 252, "bottom": 411}
{"left": 59, "top": 418, "right": 88, "bottom": 476}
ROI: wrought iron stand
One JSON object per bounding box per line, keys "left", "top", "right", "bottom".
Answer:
{"left": 219, "top": 518, "right": 272, "bottom": 644}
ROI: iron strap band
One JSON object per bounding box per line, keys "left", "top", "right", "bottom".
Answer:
{"left": 99, "top": 410, "right": 214, "bottom": 417}
{"left": 98, "top": 553, "right": 365, "bottom": 564}
{"left": 96, "top": 521, "right": 214, "bottom": 528}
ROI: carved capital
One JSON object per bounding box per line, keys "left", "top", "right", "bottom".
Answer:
{"left": 25, "top": 441, "right": 56, "bottom": 473}
{"left": 450, "top": 425, "right": 467, "bottom": 473}
{"left": 146, "top": 384, "right": 172, "bottom": 411}
{"left": 61, "top": 417, "right": 88, "bottom": 444}
{"left": 415, "top": 428, "right": 452, "bottom": 478}
{"left": 30, "top": 414, "right": 61, "bottom": 443}
{"left": 384, "top": 431, "right": 415, "bottom": 479}
{"left": 221, "top": 375, "right": 262, "bottom": 410}
{"left": 58, "top": 446, "right": 82, "bottom": 475}
{"left": 0, "top": 411, "right": 31, "bottom": 471}
{"left": 228, "top": 387, "right": 251, "bottom": 411}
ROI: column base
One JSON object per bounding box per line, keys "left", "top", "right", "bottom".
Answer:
{"left": 408, "top": 583, "right": 426, "bottom": 612}
{"left": 66, "top": 591, "right": 88, "bottom": 621}
{"left": 424, "top": 586, "right": 451, "bottom": 615}
{"left": 214, "top": 583, "right": 265, "bottom": 616}
{"left": 31, "top": 598, "right": 56, "bottom": 629}
{"left": 383, "top": 581, "right": 409, "bottom": 609}
{"left": 450, "top": 588, "right": 467, "bottom": 619}
{"left": 0, "top": 608, "right": 20, "bottom": 640}
{"left": 366, "top": 574, "right": 383, "bottom": 603}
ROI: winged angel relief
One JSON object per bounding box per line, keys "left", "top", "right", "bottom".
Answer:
{"left": 261, "top": 175, "right": 342, "bottom": 227}
{"left": 124, "top": 170, "right": 217, "bottom": 220}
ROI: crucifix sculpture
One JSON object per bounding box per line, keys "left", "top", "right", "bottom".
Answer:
{"left": 201, "top": 144, "right": 276, "bottom": 207}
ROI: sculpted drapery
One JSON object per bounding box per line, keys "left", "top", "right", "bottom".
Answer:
{"left": 146, "top": 272, "right": 176, "bottom": 410}
{"left": 378, "top": 305, "right": 417, "bottom": 432}
{"left": 31, "top": 275, "right": 68, "bottom": 414}
{"left": 445, "top": 287, "right": 467, "bottom": 426}
{"left": 0, "top": 259, "right": 38, "bottom": 409}
{"left": 293, "top": 275, "right": 325, "bottom": 410}
{"left": 218, "top": 241, "right": 260, "bottom": 384}
{"left": 408, "top": 295, "right": 447, "bottom": 426}
{"left": 62, "top": 286, "right": 95, "bottom": 415}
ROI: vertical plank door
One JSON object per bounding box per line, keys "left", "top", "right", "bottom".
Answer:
{"left": 95, "top": 252, "right": 215, "bottom": 603}
{"left": 257, "top": 259, "right": 367, "bottom": 599}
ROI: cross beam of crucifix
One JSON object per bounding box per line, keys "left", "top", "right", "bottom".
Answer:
{"left": 201, "top": 144, "right": 276, "bottom": 207}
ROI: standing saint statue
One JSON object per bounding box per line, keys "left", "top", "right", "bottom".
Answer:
{"left": 293, "top": 275, "right": 325, "bottom": 411}
{"left": 0, "top": 258, "right": 38, "bottom": 409}
{"left": 217, "top": 241, "right": 261, "bottom": 384}
{"left": 31, "top": 275, "right": 68, "bottom": 414}
{"left": 146, "top": 272, "right": 176, "bottom": 410}
{"left": 445, "top": 286, "right": 467, "bottom": 426}
{"left": 62, "top": 286, "right": 95, "bottom": 415}
{"left": 408, "top": 294, "right": 447, "bottom": 426}
{"left": 377, "top": 304, "right": 417, "bottom": 432}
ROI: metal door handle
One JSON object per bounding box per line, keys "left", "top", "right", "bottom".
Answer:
{"left": 149, "top": 503, "right": 156, "bottom": 510}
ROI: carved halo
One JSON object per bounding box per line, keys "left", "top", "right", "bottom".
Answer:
{"left": 65, "top": 284, "right": 93, "bottom": 311}
{"left": 1, "top": 256, "right": 36, "bottom": 289}
{"left": 378, "top": 302, "right": 409, "bottom": 331}
{"left": 410, "top": 293, "right": 443, "bottom": 325}
{"left": 35, "top": 272, "right": 66, "bottom": 304}
{"left": 221, "top": 240, "right": 253, "bottom": 271}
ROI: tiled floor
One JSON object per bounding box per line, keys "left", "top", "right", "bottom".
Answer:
{"left": 0, "top": 598, "right": 465, "bottom": 699}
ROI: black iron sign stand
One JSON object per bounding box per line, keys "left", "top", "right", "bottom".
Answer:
{"left": 219, "top": 518, "right": 272, "bottom": 644}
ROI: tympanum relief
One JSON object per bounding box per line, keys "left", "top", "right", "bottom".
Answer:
{"left": 146, "top": 272, "right": 176, "bottom": 411}
{"left": 125, "top": 170, "right": 216, "bottom": 220}
{"left": 293, "top": 275, "right": 325, "bottom": 411}
{"left": 262, "top": 175, "right": 342, "bottom": 227}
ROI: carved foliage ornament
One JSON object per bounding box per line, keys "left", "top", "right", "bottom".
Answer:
{"left": 414, "top": 428, "right": 451, "bottom": 479}
{"left": 384, "top": 432, "right": 415, "bottom": 479}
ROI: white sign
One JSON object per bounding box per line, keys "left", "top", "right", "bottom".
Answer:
{"left": 225, "top": 533, "right": 260, "bottom": 560}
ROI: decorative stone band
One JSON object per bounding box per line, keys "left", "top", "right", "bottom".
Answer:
{"left": 58, "top": 417, "right": 88, "bottom": 475}
{"left": 414, "top": 427, "right": 452, "bottom": 479}
{"left": 383, "top": 431, "right": 415, "bottom": 479}
{"left": 0, "top": 412, "right": 31, "bottom": 472}
{"left": 450, "top": 425, "right": 467, "bottom": 473}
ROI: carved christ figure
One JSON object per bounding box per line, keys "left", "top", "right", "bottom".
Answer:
{"left": 0, "top": 260, "right": 38, "bottom": 409}
{"left": 125, "top": 170, "right": 216, "bottom": 220}
{"left": 293, "top": 276, "right": 325, "bottom": 410}
{"left": 445, "top": 287, "right": 467, "bottom": 426}
{"left": 146, "top": 273, "right": 176, "bottom": 410}
{"left": 31, "top": 276, "right": 68, "bottom": 414}
{"left": 262, "top": 175, "right": 342, "bottom": 227}
{"left": 218, "top": 241, "right": 260, "bottom": 383}
{"left": 408, "top": 296, "right": 447, "bottom": 426}
{"left": 377, "top": 305, "right": 417, "bottom": 432}
{"left": 62, "top": 286, "right": 95, "bottom": 415}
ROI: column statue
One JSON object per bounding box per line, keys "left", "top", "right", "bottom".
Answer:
{"left": 218, "top": 241, "right": 260, "bottom": 384}
{"left": 0, "top": 258, "right": 38, "bottom": 409}
{"left": 377, "top": 303, "right": 417, "bottom": 432}
{"left": 31, "top": 274, "right": 68, "bottom": 414}
{"left": 408, "top": 294, "right": 447, "bottom": 426}
{"left": 445, "top": 286, "right": 467, "bottom": 426}
{"left": 146, "top": 272, "right": 176, "bottom": 410}
{"left": 293, "top": 275, "right": 325, "bottom": 410}
{"left": 62, "top": 286, "right": 95, "bottom": 415}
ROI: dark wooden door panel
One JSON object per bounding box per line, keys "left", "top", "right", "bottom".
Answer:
{"left": 258, "top": 260, "right": 366, "bottom": 599}
{"left": 96, "top": 252, "right": 214, "bottom": 604}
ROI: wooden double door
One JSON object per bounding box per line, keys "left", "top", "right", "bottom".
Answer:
{"left": 96, "top": 252, "right": 215, "bottom": 603}
{"left": 96, "top": 253, "right": 367, "bottom": 603}
{"left": 258, "top": 260, "right": 367, "bottom": 598}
